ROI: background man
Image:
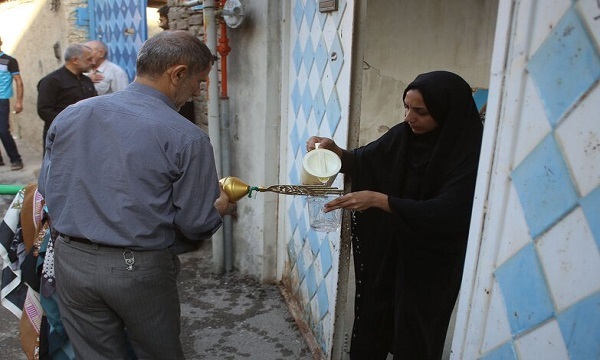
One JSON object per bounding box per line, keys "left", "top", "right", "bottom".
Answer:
{"left": 38, "top": 30, "right": 230, "bottom": 359}
{"left": 158, "top": 5, "right": 170, "bottom": 31}
{"left": 37, "top": 43, "right": 97, "bottom": 151}
{"left": 157, "top": 5, "right": 197, "bottom": 124}
{"left": 85, "top": 40, "right": 129, "bottom": 95}
{"left": 0, "top": 35, "right": 24, "bottom": 170}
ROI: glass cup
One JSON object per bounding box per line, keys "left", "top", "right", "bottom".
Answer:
{"left": 306, "top": 195, "right": 342, "bottom": 232}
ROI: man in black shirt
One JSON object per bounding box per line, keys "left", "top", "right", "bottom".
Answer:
{"left": 37, "top": 43, "right": 97, "bottom": 152}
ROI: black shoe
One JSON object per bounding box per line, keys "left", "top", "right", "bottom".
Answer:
{"left": 10, "top": 162, "right": 23, "bottom": 171}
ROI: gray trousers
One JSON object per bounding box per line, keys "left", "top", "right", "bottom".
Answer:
{"left": 54, "top": 236, "right": 184, "bottom": 360}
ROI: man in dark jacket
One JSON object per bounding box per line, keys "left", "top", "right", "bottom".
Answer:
{"left": 37, "top": 43, "right": 97, "bottom": 152}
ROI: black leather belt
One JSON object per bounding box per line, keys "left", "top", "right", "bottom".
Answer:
{"left": 67, "top": 236, "right": 124, "bottom": 249}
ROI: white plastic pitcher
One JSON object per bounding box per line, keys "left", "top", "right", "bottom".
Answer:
{"left": 301, "top": 143, "right": 342, "bottom": 186}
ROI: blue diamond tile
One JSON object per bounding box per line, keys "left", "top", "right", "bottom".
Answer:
{"left": 527, "top": 7, "right": 600, "bottom": 127}
{"left": 302, "top": 38, "right": 315, "bottom": 75}
{"left": 332, "top": 0, "right": 347, "bottom": 29}
{"left": 319, "top": 239, "right": 333, "bottom": 276}
{"left": 329, "top": 33, "right": 344, "bottom": 83}
{"left": 317, "top": 281, "right": 329, "bottom": 320}
{"left": 293, "top": 40, "right": 303, "bottom": 75}
{"left": 511, "top": 134, "right": 579, "bottom": 239}
{"left": 316, "top": 322, "right": 326, "bottom": 353}
{"left": 112, "top": 23, "right": 121, "bottom": 39}
{"left": 316, "top": 4, "right": 327, "bottom": 29}
{"left": 293, "top": 0, "right": 304, "bottom": 29}
{"left": 289, "top": 165, "right": 300, "bottom": 186}
{"left": 326, "top": 88, "right": 341, "bottom": 134}
{"left": 302, "top": 84, "right": 313, "bottom": 120}
{"left": 306, "top": 264, "right": 317, "bottom": 298}
{"left": 290, "top": 122, "right": 301, "bottom": 155}
{"left": 292, "top": 81, "right": 302, "bottom": 116}
{"left": 297, "top": 203, "right": 309, "bottom": 239}
{"left": 313, "top": 85, "right": 326, "bottom": 127}
{"left": 111, "top": 1, "right": 119, "bottom": 18}
{"left": 287, "top": 200, "right": 299, "bottom": 233}
{"left": 308, "top": 231, "right": 320, "bottom": 255}
{"left": 304, "top": 0, "right": 316, "bottom": 29}
{"left": 495, "top": 244, "right": 554, "bottom": 335}
{"left": 479, "top": 341, "right": 517, "bottom": 360}
{"left": 296, "top": 157, "right": 305, "bottom": 181}
{"left": 315, "top": 37, "right": 328, "bottom": 79}
{"left": 297, "top": 249, "right": 307, "bottom": 282}
{"left": 287, "top": 237, "right": 297, "bottom": 264}
{"left": 557, "top": 291, "right": 600, "bottom": 360}
{"left": 300, "top": 126, "right": 310, "bottom": 153}
{"left": 580, "top": 186, "right": 600, "bottom": 249}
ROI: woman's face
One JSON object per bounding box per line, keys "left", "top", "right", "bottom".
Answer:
{"left": 403, "top": 89, "right": 439, "bottom": 134}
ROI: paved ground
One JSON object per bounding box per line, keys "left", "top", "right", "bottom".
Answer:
{"left": 0, "top": 138, "right": 312, "bottom": 359}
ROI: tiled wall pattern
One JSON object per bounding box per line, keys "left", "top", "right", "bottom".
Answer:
{"left": 89, "top": 0, "right": 148, "bottom": 82}
{"left": 283, "top": 0, "right": 352, "bottom": 355}
{"left": 477, "top": 1, "right": 600, "bottom": 359}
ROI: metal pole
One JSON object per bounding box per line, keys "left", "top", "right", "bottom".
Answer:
{"left": 204, "top": 0, "right": 225, "bottom": 274}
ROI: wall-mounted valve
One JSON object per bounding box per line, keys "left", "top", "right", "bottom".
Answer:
{"left": 221, "top": 0, "right": 244, "bottom": 28}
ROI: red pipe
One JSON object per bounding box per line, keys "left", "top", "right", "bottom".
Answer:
{"left": 217, "top": 0, "right": 231, "bottom": 98}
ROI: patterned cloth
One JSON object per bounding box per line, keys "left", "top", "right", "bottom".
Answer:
{"left": 0, "top": 187, "right": 28, "bottom": 318}
{"left": 0, "top": 185, "right": 74, "bottom": 360}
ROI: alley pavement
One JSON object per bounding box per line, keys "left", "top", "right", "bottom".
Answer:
{"left": 0, "top": 138, "right": 312, "bottom": 359}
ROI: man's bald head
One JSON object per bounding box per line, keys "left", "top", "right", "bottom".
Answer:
{"left": 85, "top": 40, "right": 108, "bottom": 66}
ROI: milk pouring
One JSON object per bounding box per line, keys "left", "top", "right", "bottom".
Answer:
{"left": 301, "top": 144, "right": 342, "bottom": 186}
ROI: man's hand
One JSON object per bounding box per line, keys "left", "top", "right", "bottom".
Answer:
{"left": 88, "top": 71, "right": 104, "bottom": 83}
{"left": 13, "top": 101, "right": 23, "bottom": 114}
{"left": 214, "top": 188, "right": 237, "bottom": 217}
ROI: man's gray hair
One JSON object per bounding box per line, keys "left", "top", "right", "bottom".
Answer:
{"left": 64, "top": 43, "right": 92, "bottom": 62}
{"left": 136, "top": 31, "right": 213, "bottom": 78}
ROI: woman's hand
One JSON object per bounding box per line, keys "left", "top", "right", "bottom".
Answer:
{"left": 324, "top": 191, "right": 391, "bottom": 213}
{"left": 306, "top": 136, "right": 343, "bottom": 158}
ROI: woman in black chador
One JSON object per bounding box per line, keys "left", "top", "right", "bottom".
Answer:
{"left": 307, "top": 71, "right": 483, "bottom": 359}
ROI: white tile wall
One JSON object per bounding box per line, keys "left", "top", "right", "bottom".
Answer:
{"left": 554, "top": 84, "right": 600, "bottom": 197}
{"left": 496, "top": 185, "right": 532, "bottom": 267}
{"left": 514, "top": 319, "right": 570, "bottom": 359}
{"left": 536, "top": 207, "right": 600, "bottom": 311}
{"left": 481, "top": 279, "right": 513, "bottom": 354}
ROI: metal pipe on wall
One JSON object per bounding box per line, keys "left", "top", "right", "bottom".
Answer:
{"left": 203, "top": 0, "right": 225, "bottom": 274}
{"left": 217, "top": 0, "right": 233, "bottom": 272}
{"left": 220, "top": 98, "right": 232, "bottom": 272}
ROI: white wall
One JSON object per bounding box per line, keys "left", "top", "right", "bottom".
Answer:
{"left": 225, "top": 1, "right": 282, "bottom": 281}
{"left": 0, "top": 0, "right": 74, "bottom": 150}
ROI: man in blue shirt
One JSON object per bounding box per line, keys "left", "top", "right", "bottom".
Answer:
{"left": 38, "top": 31, "right": 231, "bottom": 358}
{"left": 0, "top": 35, "right": 24, "bottom": 170}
